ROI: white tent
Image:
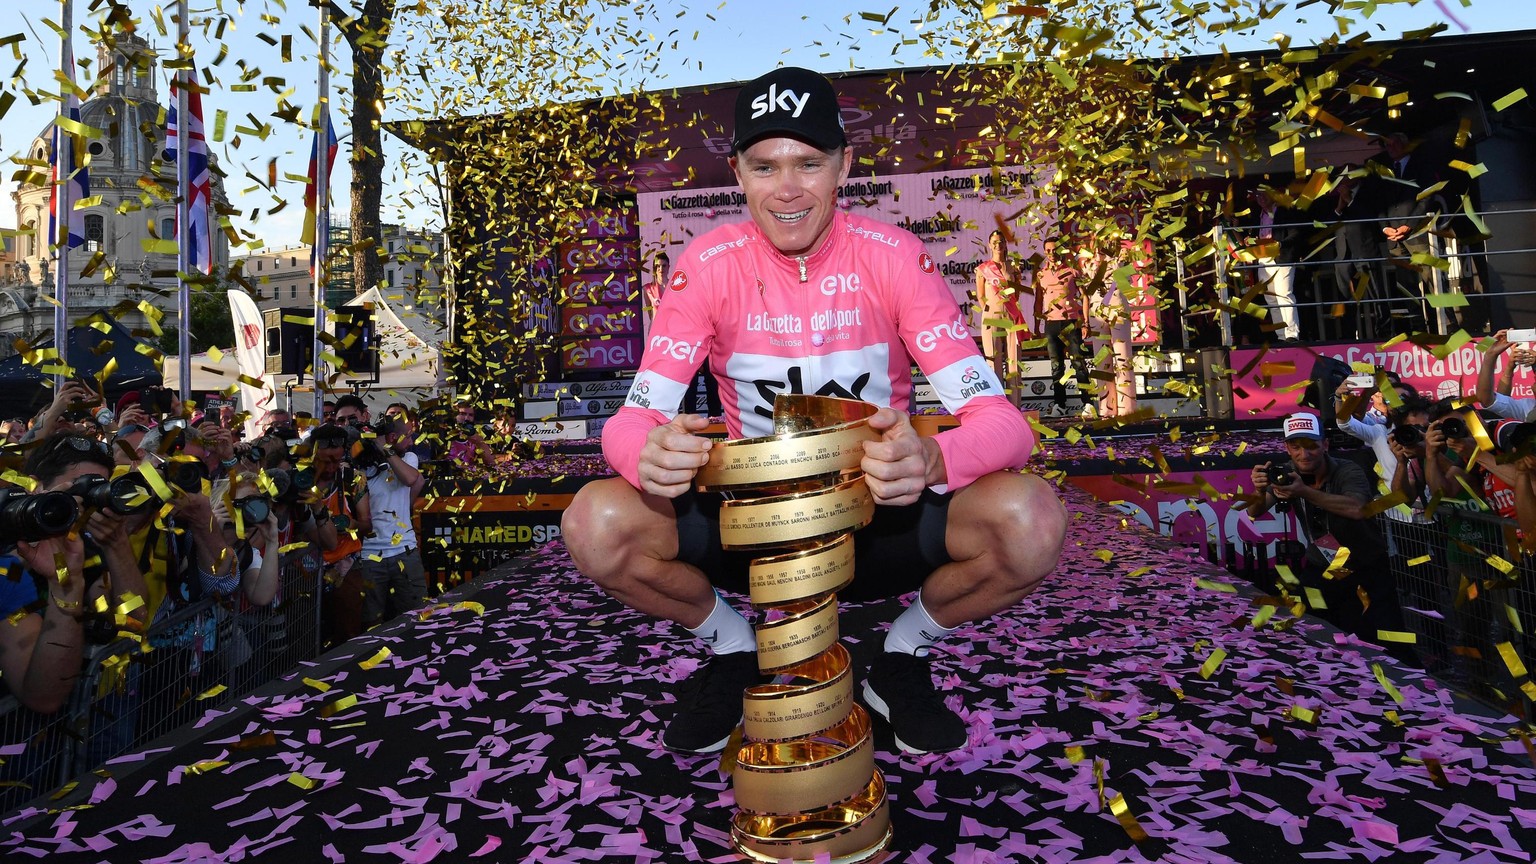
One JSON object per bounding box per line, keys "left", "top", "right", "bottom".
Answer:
{"left": 162, "top": 351, "right": 253, "bottom": 392}
{"left": 341, "top": 287, "right": 443, "bottom": 390}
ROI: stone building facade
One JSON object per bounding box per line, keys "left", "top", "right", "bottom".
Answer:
{"left": 4, "top": 32, "right": 230, "bottom": 353}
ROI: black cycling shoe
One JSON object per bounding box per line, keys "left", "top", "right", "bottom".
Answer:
{"left": 862, "top": 651, "right": 968, "bottom": 754}
{"left": 661, "top": 651, "right": 760, "bottom": 754}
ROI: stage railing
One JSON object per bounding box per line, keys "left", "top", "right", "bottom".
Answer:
{"left": 0, "top": 554, "right": 323, "bottom": 816}
{"left": 1379, "top": 507, "right": 1535, "bottom": 724}
{"left": 1211, "top": 206, "right": 1536, "bottom": 341}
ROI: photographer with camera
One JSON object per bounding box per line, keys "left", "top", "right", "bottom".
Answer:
{"left": 1422, "top": 401, "right": 1521, "bottom": 516}
{"left": 0, "top": 434, "right": 151, "bottom": 713}
{"left": 1384, "top": 399, "right": 1434, "bottom": 508}
{"left": 133, "top": 423, "right": 239, "bottom": 626}
{"left": 25, "top": 380, "right": 113, "bottom": 443}
{"left": 1250, "top": 413, "right": 1411, "bottom": 660}
{"left": 1334, "top": 372, "right": 1421, "bottom": 494}
{"left": 1473, "top": 329, "right": 1536, "bottom": 421}
{"left": 304, "top": 422, "right": 371, "bottom": 645}
{"left": 334, "top": 395, "right": 427, "bottom": 627}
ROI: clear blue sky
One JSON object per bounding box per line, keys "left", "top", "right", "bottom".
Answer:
{"left": 3, "top": 0, "right": 1535, "bottom": 248}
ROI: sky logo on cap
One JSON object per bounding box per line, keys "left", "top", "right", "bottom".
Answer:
{"left": 750, "top": 84, "right": 811, "bottom": 119}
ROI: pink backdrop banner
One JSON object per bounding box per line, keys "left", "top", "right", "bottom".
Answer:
{"left": 637, "top": 166, "right": 1055, "bottom": 333}
{"left": 1068, "top": 470, "right": 1297, "bottom": 563}
{"left": 1228, "top": 339, "right": 1528, "bottom": 420}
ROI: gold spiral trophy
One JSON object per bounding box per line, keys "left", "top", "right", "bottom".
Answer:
{"left": 697, "top": 394, "right": 893, "bottom": 863}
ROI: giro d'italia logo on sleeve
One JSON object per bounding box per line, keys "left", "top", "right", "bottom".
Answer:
{"left": 918, "top": 253, "right": 936, "bottom": 274}
{"left": 670, "top": 271, "right": 689, "bottom": 291}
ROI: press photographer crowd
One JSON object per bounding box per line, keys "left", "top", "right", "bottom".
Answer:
{"left": 1247, "top": 327, "right": 1536, "bottom": 670}
{"left": 0, "top": 381, "right": 507, "bottom": 731}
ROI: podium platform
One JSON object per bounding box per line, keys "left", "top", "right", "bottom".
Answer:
{"left": 4, "top": 485, "right": 1531, "bottom": 862}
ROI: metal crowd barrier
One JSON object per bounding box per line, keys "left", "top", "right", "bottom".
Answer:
{"left": 1380, "top": 507, "right": 1535, "bottom": 724}
{"left": 0, "top": 554, "right": 323, "bottom": 816}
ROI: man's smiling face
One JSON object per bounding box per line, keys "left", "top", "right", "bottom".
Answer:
{"left": 730, "top": 136, "right": 852, "bottom": 259}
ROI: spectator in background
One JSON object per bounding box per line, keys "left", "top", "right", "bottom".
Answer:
{"left": 133, "top": 425, "right": 238, "bottom": 628}
{"left": 1374, "top": 132, "right": 1438, "bottom": 334}
{"left": 644, "top": 251, "right": 721, "bottom": 417}
{"left": 210, "top": 472, "right": 282, "bottom": 607}
{"left": 387, "top": 402, "right": 435, "bottom": 463}
{"left": 1331, "top": 166, "right": 1388, "bottom": 340}
{"left": 1385, "top": 399, "right": 1434, "bottom": 509}
{"left": 1423, "top": 400, "right": 1519, "bottom": 519}
{"left": 0, "top": 434, "right": 151, "bottom": 713}
{"left": 334, "top": 397, "right": 427, "bottom": 628}
{"left": 1474, "top": 329, "right": 1536, "bottom": 420}
{"left": 448, "top": 400, "right": 495, "bottom": 469}
{"left": 1499, "top": 421, "right": 1536, "bottom": 548}
{"left": 1249, "top": 412, "right": 1412, "bottom": 663}
{"left": 305, "top": 424, "right": 371, "bottom": 645}
{"left": 322, "top": 401, "right": 337, "bottom": 424}
{"left": 1, "top": 417, "right": 27, "bottom": 444}
{"left": 642, "top": 251, "right": 668, "bottom": 337}
{"left": 1083, "top": 235, "right": 1140, "bottom": 420}
{"left": 1033, "top": 237, "right": 1091, "bottom": 419}
{"left": 262, "top": 408, "right": 293, "bottom": 435}
{"left": 976, "top": 230, "right": 1023, "bottom": 390}
{"left": 1250, "top": 187, "right": 1302, "bottom": 341}
{"left": 1335, "top": 372, "right": 1419, "bottom": 485}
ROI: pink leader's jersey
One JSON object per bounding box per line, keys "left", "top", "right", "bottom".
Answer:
{"left": 602, "top": 211, "right": 1035, "bottom": 491}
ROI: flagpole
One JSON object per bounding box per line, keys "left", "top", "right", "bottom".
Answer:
{"left": 313, "top": 3, "right": 330, "bottom": 420}
{"left": 175, "top": 0, "right": 192, "bottom": 404}
{"left": 52, "top": 0, "right": 72, "bottom": 388}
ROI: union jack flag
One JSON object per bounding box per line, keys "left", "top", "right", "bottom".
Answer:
{"left": 167, "top": 70, "right": 213, "bottom": 274}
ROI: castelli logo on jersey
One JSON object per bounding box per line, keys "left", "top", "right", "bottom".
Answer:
{"left": 670, "top": 271, "right": 688, "bottom": 291}
{"left": 918, "top": 253, "right": 936, "bottom": 274}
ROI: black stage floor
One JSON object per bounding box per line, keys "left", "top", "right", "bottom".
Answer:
{"left": 3, "top": 486, "right": 1533, "bottom": 863}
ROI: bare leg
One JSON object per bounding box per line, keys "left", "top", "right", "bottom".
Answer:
{"left": 561, "top": 477, "right": 716, "bottom": 628}
{"left": 919, "top": 471, "right": 1068, "bottom": 629}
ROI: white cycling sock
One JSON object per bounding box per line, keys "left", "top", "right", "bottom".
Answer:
{"left": 884, "top": 594, "right": 957, "bottom": 657}
{"left": 685, "top": 593, "right": 756, "bottom": 655}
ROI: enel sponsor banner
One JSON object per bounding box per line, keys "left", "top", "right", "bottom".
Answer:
{"left": 561, "top": 271, "right": 638, "bottom": 305}
{"left": 560, "top": 336, "right": 643, "bottom": 372}
{"left": 561, "top": 304, "right": 640, "bottom": 337}
{"left": 559, "top": 239, "right": 638, "bottom": 273}
{"left": 563, "top": 207, "right": 638, "bottom": 240}
{"left": 1229, "top": 339, "right": 1528, "bottom": 420}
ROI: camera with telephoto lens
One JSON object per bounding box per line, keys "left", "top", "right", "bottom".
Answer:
{"left": 69, "top": 474, "right": 154, "bottom": 516}
{"left": 230, "top": 495, "right": 271, "bottom": 526}
{"left": 264, "top": 467, "right": 315, "bottom": 505}
{"left": 0, "top": 486, "right": 81, "bottom": 545}
{"left": 345, "top": 419, "right": 394, "bottom": 470}
{"left": 160, "top": 458, "right": 207, "bottom": 494}
{"left": 1392, "top": 424, "right": 1427, "bottom": 447}
{"left": 1439, "top": 416, "right": 1469, "bottom": 442}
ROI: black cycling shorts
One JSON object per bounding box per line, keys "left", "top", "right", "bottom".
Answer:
{"left": 672, "top": 487, "right": 953, "bottom": 601}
